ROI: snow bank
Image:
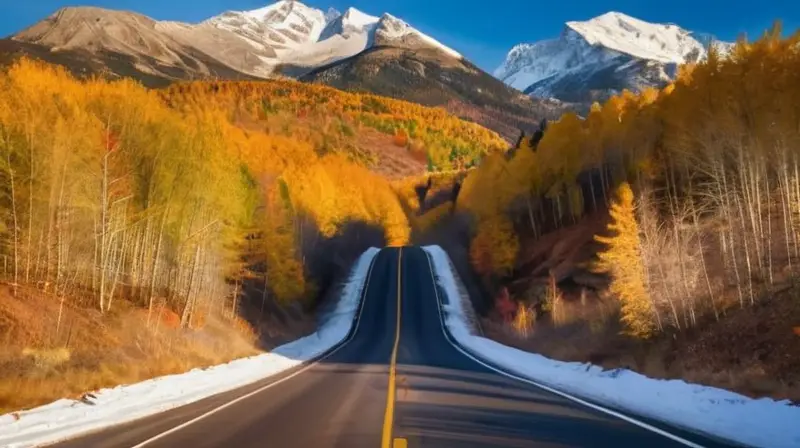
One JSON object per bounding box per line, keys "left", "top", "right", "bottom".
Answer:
{"left": 0, "top": 247, "right": 380, "bottom": 448}
{"left": 423, "top": 245, "right": 800, "bottom": 448}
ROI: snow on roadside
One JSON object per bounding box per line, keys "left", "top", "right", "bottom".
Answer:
{"left": 423, "top": 245, "right": 800, "bottom": 448}
{"left": 0, "top": 247, "right": 380, "bottom": 448}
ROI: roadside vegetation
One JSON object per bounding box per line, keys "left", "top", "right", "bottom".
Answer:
{"left": 411, "top": 25, "right": 800, "bottom": 401}
{"left": 0, "top": 59, "right": 508, "bottom": 412}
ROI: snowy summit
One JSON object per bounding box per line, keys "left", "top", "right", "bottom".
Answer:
{"left": 205, "top": 1, "right": 460, "bottom": 72}
{"left": 495, "top": 11, "right": 731, "bottom": 103}
{"left": 207, "top": 0, "right": 329, "bottom": 49}
{"left": 567, "top": 12, "right": 708, "bottom": 64}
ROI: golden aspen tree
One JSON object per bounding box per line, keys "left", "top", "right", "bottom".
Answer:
{"left": 594, "top": 182, "right": 656, "bottom": 338}
{"left": 456, "top": 28, "right": 800, "bottom": 336}
{"left": 470, "top": 215, "right": 519, "bottom": 277}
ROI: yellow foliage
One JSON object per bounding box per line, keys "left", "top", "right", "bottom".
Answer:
{"left": 594, "top": 183, "right": 655, "bottom": 338}
{"left": 162, "top": 79, "right": 506, "bottom": 171}
{"left": 0, "top": 58, "right": 415, "bottom": 312}
{"left": 470, "top": 216, "right": 518, "bottom": 277}
{"left": 457, "top": 27, "right": 800, "bottom": 337}
{"left": 544, "top": 274, "right": 566, "bottom": 327}
{"left": 413, "top": 202, "right": 453, "bottom": 233}
{"left": 260, "top": 185, "right": 308, "bottom": 304}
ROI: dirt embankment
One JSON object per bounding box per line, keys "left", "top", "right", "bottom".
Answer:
{"left": 478, "top": 211, "right": 800, "bottom": 403}
{"left": 0, "top": 283, "right": 315, "bottom": 414}
{"left": 484, "top": 293, "right": 800, "bottom": 403}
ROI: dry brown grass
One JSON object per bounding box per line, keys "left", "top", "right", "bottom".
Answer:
{"left": 484, "top": 289, "right": 800, "bottom": 403}
{"left": 343, "top": 128, "right": 426, "bottom": 180}
{"left": 0, "top": 285, "right": 260, "bottom": 414}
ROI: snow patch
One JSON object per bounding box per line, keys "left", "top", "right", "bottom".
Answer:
{"left": 0, "top": 247, "right": 380, "bottom": 448}
{"left": 423, "top": 245, "right": 800, "bottom": 448}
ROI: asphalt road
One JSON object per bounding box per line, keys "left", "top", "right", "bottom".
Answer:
{"left": 52, "top": 247, "right": 740, "bottom": 448}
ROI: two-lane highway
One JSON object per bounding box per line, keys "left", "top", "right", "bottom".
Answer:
{"left": 53, "top": 247, "right": 738, "bottom": 447}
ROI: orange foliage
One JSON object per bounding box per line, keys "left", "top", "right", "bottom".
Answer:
{"left": 457, "top": 25, "right": 800, "bottom": 340}
{"left": 162, "top": 79, "right": 506, "bottom": 171}
{"left": 0, "top": 58, "right": 414, "bottom": 313}
{"left": 393, "top": 128, "right": 409, "bottom": 147}
{"left": 159, "top": 308, "right": 182, "bottom": 330}
{"left": 469, "top": 216, "right": 518, "bottom": 277}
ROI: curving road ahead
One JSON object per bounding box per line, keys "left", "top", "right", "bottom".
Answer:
{"left": 53, "top": 247, "right": 739, "bottom": 448}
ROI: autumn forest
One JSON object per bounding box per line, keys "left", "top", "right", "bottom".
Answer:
{"left": 1, "top": 23, "right": 800, "bottom": 412}
{"left": 0, "top": 58, "right": 506, "bottom": 410}
{"left": 450, "top": 25, "right": 800, "bottom": 400}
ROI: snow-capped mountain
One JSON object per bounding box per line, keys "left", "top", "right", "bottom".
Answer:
{"left": 7, "top": 0, "right": 557, "bottom": 142}
{"left": 205, "top": 1, "right": 328, "bottom": 51}
{"left": 373, "top": 14, "right": 461, "bottom": 59}
{"left": 203, "top": 1, "right": 459, "bottom": 74}
{"left": 12, "top": 1, "right": 460, "bottom": 80}
{"left": 319, "top": 7, "right": 379, "bottom": 41}
{"left": 281, "top": 7, "right": 382, "bottom": 70}
{"left": 495, "top": 12, "right": 732, "bottom": 104}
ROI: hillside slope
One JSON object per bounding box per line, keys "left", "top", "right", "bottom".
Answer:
{"left": 12, "top": 7, "right": 273, "bottom": 80}
{"left": 163, "top": 77, "right": 507, "bottom": 174}
{"left": 4, "top": 2, "right": 544, "bottom": 142}
{"left": 426, "top": 29, "right": 800, "bottom": 408}
{"left": 301, "top": 46, "right": 563, "bottom": 142}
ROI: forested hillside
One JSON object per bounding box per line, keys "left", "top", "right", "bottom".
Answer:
{"left": 301, "top": 46, "right": 564, "bottom": 142}
{"left": 419, "top": 25, "right": 800, "bottom": 401}
{"left": 162, "top": 79, "right": 506, "bottom": 173}
{"left": 0, "top": 59, "right": 506, "bottom": 412}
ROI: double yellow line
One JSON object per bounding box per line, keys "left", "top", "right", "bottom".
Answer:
{"left": 381, "top": 248, "right": 406, "bottom": 448}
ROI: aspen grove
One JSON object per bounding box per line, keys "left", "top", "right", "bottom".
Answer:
{"left": 457, "top": 25, "right": 800, "bottom": 337}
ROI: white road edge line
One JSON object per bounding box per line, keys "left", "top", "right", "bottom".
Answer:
{"left": 128, "top": 251, "right": 382, "bottom": 448}
{"left": 421, "top": 248, "right": 707, "bottom": 448}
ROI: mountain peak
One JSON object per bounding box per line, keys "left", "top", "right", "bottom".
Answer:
{"left": 317, "top": 6, "right": 378, "bottom": 42}
{"left": 242, "top": 0, "right": 319, "bottom": 19}
{"left": 495, "top": 11, "right": 732, "bottom": 105}
{"left": 206, "top": 1, "right": 327, "bottom": 50}
{"left": 14, "top": 6, "right": 159, "bottom": 50}
{"left": 341, "top": 7, "right": 379, "bottom": 27}
{"left": 324, "top": 7, "right": 342, "bottom": 23}
{"left": 14, "top": 1, "right": 466, "bottom": 86}
{"left": 565, "top": 12, "right": 701, "bottom": 63}
{"left": 593, "top": 11, "right": 637, "bottom": 21}
{"left": 374, "top": 13, "right": 462, "bottom": 59}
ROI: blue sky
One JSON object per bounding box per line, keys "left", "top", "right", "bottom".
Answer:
{"left": 2, "top": 1, "right": 797, "bottom": 71}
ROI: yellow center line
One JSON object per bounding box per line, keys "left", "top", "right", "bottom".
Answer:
{"left": 381, "top": 247, "right": 403, "bottom": 448}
